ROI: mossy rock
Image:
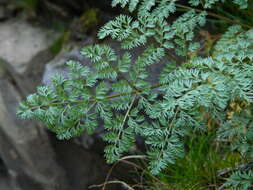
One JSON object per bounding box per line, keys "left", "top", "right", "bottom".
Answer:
{"left": 78, "top": 9, "right": 99, "bottom": 33}
{"left": 66, "top": 9, "right": 99, "bottom": 41}
{"left": 50, "top": 31, "right": 71, "bottom": 55}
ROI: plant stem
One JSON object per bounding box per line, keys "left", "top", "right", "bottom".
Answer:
{"left": 30, "top": 82, "right": 164, "bottom": 110}
{"left": 89, "top": 180, "right": 134, "bottom": 190}
{"left": 116, "top": 95, "right": 137, "bottom": 147}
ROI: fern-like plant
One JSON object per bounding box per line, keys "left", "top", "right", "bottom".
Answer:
{"left": 18, "top": 0, "right": 253, "bottom": 188}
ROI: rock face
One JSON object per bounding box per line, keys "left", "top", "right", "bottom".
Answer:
{"left": 0, "top": 19, "right": 59, "bottom": 74}
{"left": 0, "top": 17, "right": 130, "bottom": 190}
{"left": 0, "top": 6, "right": 5, "bottom": 20}
{"left": 0, "top": 0, "right": 9, "bottom": 21}
{"left": 51, "top": 138, "right": 110, "bottom": 190}
{"left": 0, "top": 58, "right": 69, "bottom": 190}
{"left": 0, "top": 12, "right": 68, "bottom": 189}
{"left": 41, "top": 0, "right": 111, "bottom": 14}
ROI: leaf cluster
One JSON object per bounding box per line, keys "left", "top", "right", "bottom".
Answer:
{"left": 17, "top": 0, "right": 253, "bottom": 188}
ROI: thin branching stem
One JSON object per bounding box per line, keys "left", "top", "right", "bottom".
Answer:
{"left": 29, "top": 82, "right": 165, "bottom": 110}
{"left": 116, "top": 95, "right": 137, "bottom": 147}
{"left": 89, "top": 180, "right": 134, "bottom": 190}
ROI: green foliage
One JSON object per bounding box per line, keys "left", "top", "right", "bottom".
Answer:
{"left": 210, "top": 1, "right": 253, "bottom": 33}
{"left": 224, "top": 170, "right": 253, "bottom": 190}
{"left": 189, "top": 0, "right": 248, "bottom": 9}
{"left": 143, "top": 133, "right": 242, "bottom": 190}
{"left": 111, "top": 0, "right": 248, "bottom": 11}
{"left": 17, "top": 0, "right": 253, "bottom": 189}
{"left": 50, "top": 35, "right": 65, "bottom": 55}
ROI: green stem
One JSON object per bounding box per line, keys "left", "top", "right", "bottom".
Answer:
{"left": 116, "top": 95, "right": 137, "bottom": 147}
{"left": 30, "top": 82, "right": 164, "bottom": 110}
{"left": 160, "top": 107, "right": 180, "bottom": 156}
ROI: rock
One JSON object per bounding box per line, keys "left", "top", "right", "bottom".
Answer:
{"left": 0, "top": 175, "right": 20, "bottom": 190}
{"left": 0, "top": 0, "right": 7, "bottom": 5}
{"left": 42, "top": 0, "right": 111, "bottom": 14}
{"left": 0, "top": 18, "right": 59, "bottom": 74}
{"left": 0, "top": 0, "right": 10, "bottom": 21}
{"left": 0, "top": 58, "right": 70, "bottom": 190}
{"left": 0, "top": 6, "right": 5, "bottom": 20}
{"left": 51, "top": 138, "right": 109, "bottom": 190}
{"left": 0, "top": 49, "right": 131, "bottom": 190}
{"left": 51, "top": 136, "right": 136, "bottom": 190}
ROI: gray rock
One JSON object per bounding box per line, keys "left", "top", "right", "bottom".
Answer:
{"left": 51, "top": 139, "right": 110, "bottom": 190}
{"left": 0, "top": 175, "right": 21, "bottom": 190}
{"left": 0, "top": 46, "right": 127, "bottom": 190}
{"left": 0, "top": 6, "right": 5, "bottom": 20}
{"left": 0, "top": 19, "right": 59, "bottom": 74}
{"left": 0, "top": 0, "right": 7, "bottom": 5}
{"left": 42, "top": 0, "right": 111, "bottom": 14}
{"left": 0, "top": 58, "right": 69, "bottom": 190}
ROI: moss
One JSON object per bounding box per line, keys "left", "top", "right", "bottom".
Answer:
{"left": 16, "top": 0, "right": 38, "bottom": 11}
{"left": 78, "top": 9, "right": 99, "bottom": 33}
{"left": 50, "top": 31, "right": 71, "bottom": 55}
{"left": 49, "top": 9, "right": 99, "bottom": 55}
